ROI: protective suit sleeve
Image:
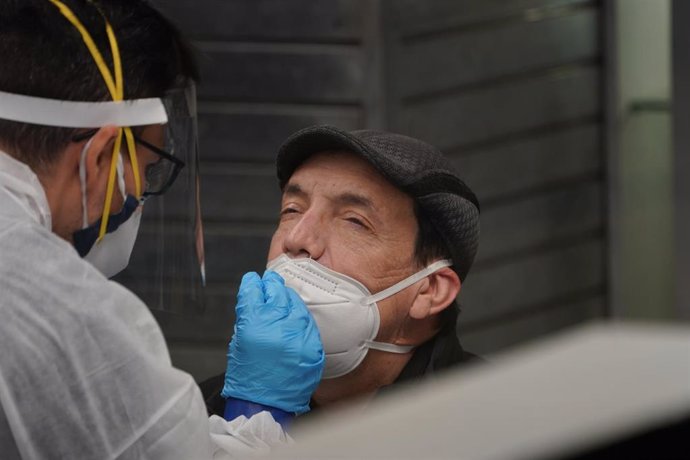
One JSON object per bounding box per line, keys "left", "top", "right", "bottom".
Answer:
{"left": 208, "top": 412, "right": 292, "bottom": 459}
{"left": 221, "top": 271, "right": 325, "bottom": 414}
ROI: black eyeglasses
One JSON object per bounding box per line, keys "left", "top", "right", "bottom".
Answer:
{"left": 72, "top": 128, "right": 185, "bottom": 196}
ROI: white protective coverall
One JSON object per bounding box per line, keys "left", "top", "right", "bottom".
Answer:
{"left": 0, "top": 150, "right": 287, "bottom": 459}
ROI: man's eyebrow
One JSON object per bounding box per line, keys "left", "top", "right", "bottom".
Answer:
{"left": 334, "top": 192, "right": 375, "bottom": 211}
{"left": 284, "top": 183, "right": 376, "bottom": 211}
{"left": 283, "top": 183, "right": 307, "bottom": 198}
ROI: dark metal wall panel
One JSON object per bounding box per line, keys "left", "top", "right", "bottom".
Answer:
{"left": 400, "top": 67, "right": 601, "bottom": 151}
{"left": 476, "top": 182, "right": 604, "bottom": 263}
{"left": 459, "top": 296, "right": 605, "bottom": 354}
{"left": 452, "top": 124, "right": 601, "bottom": 202}
{"left": 197, "top": 108, "right": 361, "bottom": 162}
{"left": 196, "top": 45, "right": 364, "bottom": 104}
{"left": 199, "top": 167, "right": 278, "bottom": 222}
{"left": 155, "top": 0, "right": 365, "bottom": 43}
{"left": 461, "top": 239, "right": 605, "bottom": 326}
{"left": 203, "top": 230, "right": 273, "bottom": 282}
{"left": 391, "top": 0, "right": 594, "bottom": 38}
{"left": 127, "top": 229, "right": 271, "bottom": 283}
{"left": 399, "top": 8, "right": 600, "bottom": 98}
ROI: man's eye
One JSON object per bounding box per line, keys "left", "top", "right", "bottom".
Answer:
{"left": 280, "top": 207, "right": 299, "bottom": 216}
{"left": 345, "top": 217, "right": 366, "bottom": 228}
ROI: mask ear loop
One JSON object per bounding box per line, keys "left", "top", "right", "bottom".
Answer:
{"left": 364, "top": 341, "right": 415, "bottom": 354}
{"left": 115, "top": 153, "right": 126, "bottom": 200}
{"left": 363, "top": 259, "right": 453, "bottom": 355}
{"left": 364, "top": 259, "right": 454, "bottom": 305}
{"left": 79, "top": 138, "right": 94, "bottom": 228}
{"left": 48, "top": 0, "right": 142, "bottom": 243}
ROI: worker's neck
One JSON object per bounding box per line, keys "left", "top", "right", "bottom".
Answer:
{"left": 34, "top": 151, "right": 81, "bottom": 242}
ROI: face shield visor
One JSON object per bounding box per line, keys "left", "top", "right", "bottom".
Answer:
{"left": 0, "top": 84, "right": 206, "bottom": 316}
{"left": 115, "top": 84, "right": 207, "bottom": 316}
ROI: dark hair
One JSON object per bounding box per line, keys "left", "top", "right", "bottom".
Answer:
{"left": 0, "top": 0, "right": 198, "bottom": 171}
{"left": 413, "top": 201, "right": 460, "bottom": 325}
{"left": 413, "top": 201, "right": 452, "bottom": 269}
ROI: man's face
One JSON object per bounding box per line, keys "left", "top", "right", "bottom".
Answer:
{"left": 268, "top": 151, "right": 421, "bottom": 345}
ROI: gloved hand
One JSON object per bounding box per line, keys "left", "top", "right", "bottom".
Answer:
{"left": 221, "top": 270, "right": 324, "bottom": 414}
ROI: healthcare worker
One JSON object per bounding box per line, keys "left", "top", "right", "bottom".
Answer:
{"left": 0, "top": 1, "right": 323, "bottom": 458}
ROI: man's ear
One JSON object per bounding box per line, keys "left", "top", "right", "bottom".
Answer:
{"left": 80, "top": 126, "right": 119, "bottom": 218}
{"left": 409, "top": 267, "right": 461, "bottom": 320}
{"left": 82, "top": 126, "right": 119, "bottom": 188}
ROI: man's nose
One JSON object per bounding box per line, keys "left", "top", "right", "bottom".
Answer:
{"left": 282, "top": 210, "right": 326, "bottom": 260}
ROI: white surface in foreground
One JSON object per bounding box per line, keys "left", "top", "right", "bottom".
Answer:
{"left": 275, "top": 322, "right": 690, "bottom": 460}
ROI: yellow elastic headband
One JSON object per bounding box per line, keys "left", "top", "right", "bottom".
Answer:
{"left": 48, "top": 0, "right": 142, "bottom": 241}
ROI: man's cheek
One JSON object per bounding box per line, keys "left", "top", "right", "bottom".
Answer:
{"left": 267, "top": 235, "right": 284, "bottom": 260}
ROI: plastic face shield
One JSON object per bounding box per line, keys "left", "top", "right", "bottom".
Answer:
{"left": 115, "top": 84, "right": 207, "bottom": 316}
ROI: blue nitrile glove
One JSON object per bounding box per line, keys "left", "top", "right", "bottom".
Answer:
{"left": 221, "top": 270, "right": 324, "bottom": 415}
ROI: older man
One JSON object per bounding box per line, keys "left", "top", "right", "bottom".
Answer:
{"left": 203, "top": 125, "right": 480, "bottom": 413}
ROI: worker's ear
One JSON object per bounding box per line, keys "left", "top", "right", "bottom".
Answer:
{"left": 79, "top": 126, "right": 120, "bottom": 222}
{"left": 408, "top": 267, "right": 461, "bottom": 320}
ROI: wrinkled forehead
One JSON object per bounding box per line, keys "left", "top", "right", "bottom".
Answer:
{"left": 285, "top": 150, "right": 414, "bottom": 210}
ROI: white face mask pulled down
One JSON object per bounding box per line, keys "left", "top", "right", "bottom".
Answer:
{"left": 267, "top": 255, "right": 453, "bottom": 379}
{"left": 73, "top": 139, "right": 143, "bottom": 278}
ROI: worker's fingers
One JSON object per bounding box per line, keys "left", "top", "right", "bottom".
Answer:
{"left": 262, "top": 270, "right": 290, "bottom": 320}
{"left": 235, "top": 271, "right": 263, "bottom": 319}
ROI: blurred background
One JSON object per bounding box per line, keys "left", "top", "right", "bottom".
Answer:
{"left": 117, "top": 0, "right": 687, "bottom": 382}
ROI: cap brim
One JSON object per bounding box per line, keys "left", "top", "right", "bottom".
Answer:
{"left": 277, "top": 125, "right": 395, "bottom": 189}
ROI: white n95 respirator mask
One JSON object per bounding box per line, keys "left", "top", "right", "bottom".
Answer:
{"left": 267, "top": 254, "right": 453, "bottom": 379}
